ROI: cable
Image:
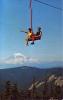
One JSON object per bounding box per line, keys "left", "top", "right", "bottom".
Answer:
{"left": 34, "top": 0, "right": 63, "bottom": 11}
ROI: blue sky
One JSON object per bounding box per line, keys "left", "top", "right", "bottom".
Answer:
{"left": 0, "top": 0, "right": 63, "bottom": 67}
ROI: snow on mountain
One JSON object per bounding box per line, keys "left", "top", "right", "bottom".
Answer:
{"left": 1, "top": 53, "right": 38, "bottom": 65}
{"left": 47, "top": 75, "right": 57, "bottom": 82}
{"left": 55, "top": 76, "right": 63, "bottom": 87}
{"left": 28, "top": 75, "right": 63, "bottom": 90}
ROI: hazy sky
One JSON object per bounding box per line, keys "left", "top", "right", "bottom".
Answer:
{"left": 0, "top": 0, "right": 63, "bottom": 66}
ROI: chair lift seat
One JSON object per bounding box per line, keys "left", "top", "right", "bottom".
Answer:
{"left": 28, "top": 34, "right": 41, "bottom": 41}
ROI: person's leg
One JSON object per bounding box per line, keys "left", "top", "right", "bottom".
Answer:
{"left": 25, "top": 35, "right": 29, "bottom": 46}
{"left": 26, "top": 39, "right": 28, "bottom": 45}
{"left": 31, "top": 35, "right": 34, "bottom": 44}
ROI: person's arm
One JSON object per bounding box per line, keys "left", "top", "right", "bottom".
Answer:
{"left": 40, "top": 31, "right": 42, "bottom": 36}
{"left": 20, "top": 30, "right": 28, "bottom": 33}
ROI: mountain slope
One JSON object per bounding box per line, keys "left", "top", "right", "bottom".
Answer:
{"left": 0, "top": 66, "right": 63, "bottom": 91}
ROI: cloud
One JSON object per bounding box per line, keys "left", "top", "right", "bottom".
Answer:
{"left": 1, "top": 53, "right": 39, "bottom": 64}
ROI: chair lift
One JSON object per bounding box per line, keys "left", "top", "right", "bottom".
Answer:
{"left": 21, "top": 0, "right": 42, "bottom": 45}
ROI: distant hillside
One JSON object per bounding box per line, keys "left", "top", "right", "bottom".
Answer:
{"left": 0, "top": 66, "right": 63, "bottom": 91}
